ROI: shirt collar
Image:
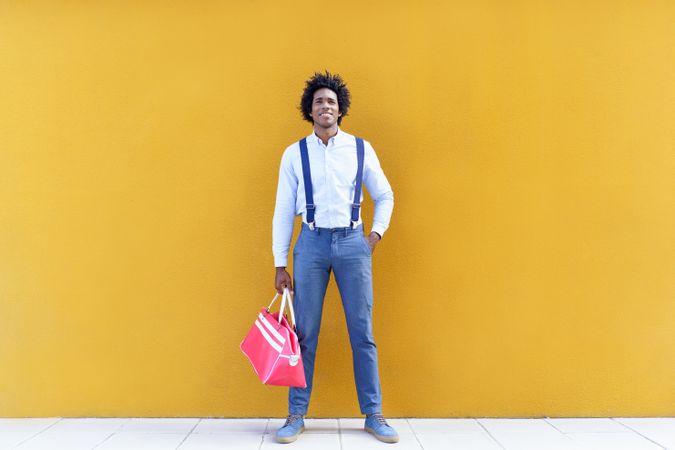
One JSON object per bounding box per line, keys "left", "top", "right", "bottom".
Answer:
{"left": 311, "top": 126, "right": 344, "bottom": 145}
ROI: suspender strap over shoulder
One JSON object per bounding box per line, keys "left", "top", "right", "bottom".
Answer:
{"left": 351, "top": 137, "right": 365, "bottom": 229}
{"left": 298, "top": 138, "right": 315, "bottom": 230}
{"left": 298, "top": 135, "right": 365, "bottom": 230}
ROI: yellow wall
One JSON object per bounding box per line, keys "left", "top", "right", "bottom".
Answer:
{"left": 1, "top": 1, "right": 674, "bottom": 418}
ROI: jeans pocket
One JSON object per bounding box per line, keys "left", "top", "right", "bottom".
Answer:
{"left": 293, "top": 231, "right": 305, "bottom": 256}
{"left": 361, "top": 235, "right": 372, "bottom": 255}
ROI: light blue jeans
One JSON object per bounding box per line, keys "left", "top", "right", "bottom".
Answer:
{"left": 288, "top": 223, "right": 382, "bottom": 415}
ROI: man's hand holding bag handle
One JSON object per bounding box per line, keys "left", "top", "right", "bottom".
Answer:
{"left": 240, "top": 288, "right": 306, "bottom": 388}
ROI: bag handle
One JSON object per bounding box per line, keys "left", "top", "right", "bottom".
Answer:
{"left": 266, "top": 288, "right": 297, "bottom": 330}
{"left": 279, "top": 288, "right": 297, "bottom": 330}
{"left": 266, "top": 292, "right": 280, "bottom": 310}
{"left": 285, "top": 288, "right": 297, "bottom": 330}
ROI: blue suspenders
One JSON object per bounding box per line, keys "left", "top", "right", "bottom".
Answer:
{"left": 298, "top": 138, "right": 316, "bottom": 229}
{"left": 298, "top": 136, "right": 365, "bottom": 230}
{"left": 352, "top": 137, "right": 365, "bottom": 228}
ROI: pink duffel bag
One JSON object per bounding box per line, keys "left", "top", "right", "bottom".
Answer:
{"left": 240, "top": 288, "right": 306, "bottom": 388}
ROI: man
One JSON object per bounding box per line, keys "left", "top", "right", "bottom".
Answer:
{"left": 272, "top": 71, "right": 397, "bottom": 444}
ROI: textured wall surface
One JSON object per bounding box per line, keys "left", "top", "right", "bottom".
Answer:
{"left": 1, "top": 1, "right": 674, "bottom": 417}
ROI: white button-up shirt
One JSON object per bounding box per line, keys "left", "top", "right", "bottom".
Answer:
{"left": 272, "top": 127, "right": 394, "bottom": 267}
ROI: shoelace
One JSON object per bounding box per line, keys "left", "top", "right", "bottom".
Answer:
{"left": 283, "top": 414, "right": 303, "bottom": 427}
{"left": 369, "top": 414, "right": 389, "bottom": 426}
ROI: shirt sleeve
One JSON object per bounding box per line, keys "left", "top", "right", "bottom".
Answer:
{"left": 272, "top": 146, "right": 298, "bottom": 267}
{"left": 363, "top": 141, "right": 394, "bottom": 237}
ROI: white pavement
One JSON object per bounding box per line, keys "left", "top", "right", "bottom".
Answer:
{"left": 0, "top": 417, "right": 673, "bottom": 450}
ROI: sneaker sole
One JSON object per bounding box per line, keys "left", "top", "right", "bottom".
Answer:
{"left": 276, "top": 426, "right": 305, "bottom": 444}
{"left": 365, "top": 426, "right": 400, "bottom": 443}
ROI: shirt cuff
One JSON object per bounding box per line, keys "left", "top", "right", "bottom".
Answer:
{"left": 370, "top": 225, "right": 386, "bottom": 239}
{"left": 274, "top": 255, "right": 288, "bottom": 268}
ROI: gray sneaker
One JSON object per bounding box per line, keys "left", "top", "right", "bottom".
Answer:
{"left": 275, "top": 414, "right": 305, "bottom": 444}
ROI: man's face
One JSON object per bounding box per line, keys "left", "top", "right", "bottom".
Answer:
{"left": 311, "top": 88, "right": 342, "bottom": 128}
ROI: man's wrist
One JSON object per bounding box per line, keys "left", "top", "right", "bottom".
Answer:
{"left": 370, "top": 231, "right": 382, "bottom": 241}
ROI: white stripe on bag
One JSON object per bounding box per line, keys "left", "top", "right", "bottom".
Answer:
{"left": 258, "top": 313, "right": 286, "bottom": 345}
{"left": 254, "top": 319, "right": 282, "bottom": 353}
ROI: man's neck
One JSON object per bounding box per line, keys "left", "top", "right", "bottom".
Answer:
{"left": 313, "top": 125, "right": 339, "bottom": 146}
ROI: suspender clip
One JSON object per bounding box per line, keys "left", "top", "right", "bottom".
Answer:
{"left": 351, "top": 203, "right": 361, "bottom": 229}
{"left": 306, "top": 203, "right": 316, "bottom": 230}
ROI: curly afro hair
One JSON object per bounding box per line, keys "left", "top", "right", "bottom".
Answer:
{"left": 299, "top": 71, "right": 351, "bottom": 126}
